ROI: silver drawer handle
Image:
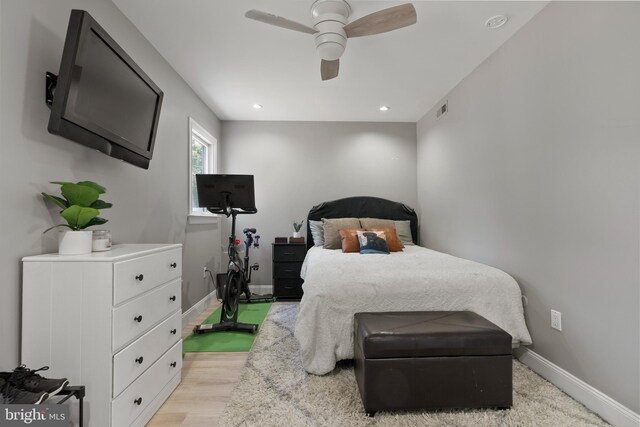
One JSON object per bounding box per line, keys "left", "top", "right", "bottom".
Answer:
{"left": 283, "top": 252, "right": 295, "bottom": 255}
{"left": 135, "top": 356, "right": 144, "bottom": 364}
{"left": 284, "top": 269, "right": 296, "bottom": 273}
{"left": 135, "top": 274, "right": 144, "bottom": 282}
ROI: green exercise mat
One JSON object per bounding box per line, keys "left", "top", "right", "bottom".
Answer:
{"left": 183, "top": 302, "right": 272, "bottom": 352}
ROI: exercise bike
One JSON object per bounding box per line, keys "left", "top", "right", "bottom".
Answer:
{"left": 192, "top": 174, "right": 272, "bottom": 335}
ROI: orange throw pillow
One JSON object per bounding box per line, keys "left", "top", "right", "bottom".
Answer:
{"left": 366, "top": 228, "right": 404, "bottom": 252}
{"left": 339, "top": 228, "right": 365, "bottom": 253}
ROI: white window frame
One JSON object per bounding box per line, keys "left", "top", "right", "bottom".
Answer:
{"left": 188, "top": 117, "right": 218, "bottom": 223}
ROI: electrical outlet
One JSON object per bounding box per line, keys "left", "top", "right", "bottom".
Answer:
{"left": 551, "top": 309, "right": 562, "bottom": 331}
{"left": 203, "top": 267, "right": 208, "bottom": 279}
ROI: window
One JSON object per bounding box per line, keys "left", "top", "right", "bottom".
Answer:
{"left": 189, "top": 118, "right": 217, "bottom": 218}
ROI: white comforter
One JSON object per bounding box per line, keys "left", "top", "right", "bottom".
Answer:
{"left": 294, "top": 245, "right": 532, "bottom": 375}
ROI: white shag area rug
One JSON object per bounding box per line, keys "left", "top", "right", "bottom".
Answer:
{"left": 219, "top": 304, "right": 608, "bottom": 427}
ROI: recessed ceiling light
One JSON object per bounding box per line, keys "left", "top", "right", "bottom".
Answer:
{"left": 379, "top": 106, "right": 390, "bottom": 112}
{"left": 485, "top": 15, "right": 508, "bottom": 29}
{"left": 252, "top": 104, "right": 263, "bottom": 109}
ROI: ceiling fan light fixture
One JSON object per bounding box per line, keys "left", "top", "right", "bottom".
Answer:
{"left": 316, "top": 41, "right": 346, "bottom": 61}
{"left": 315, "top": 32, "right": 347, "bottom": 60}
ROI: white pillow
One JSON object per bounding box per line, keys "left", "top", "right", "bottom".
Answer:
{"left": 309, "top": 220, "right": 324, "bottom": 246}
{"left": 394, "top": 220, "right": 414, "bottom": 245}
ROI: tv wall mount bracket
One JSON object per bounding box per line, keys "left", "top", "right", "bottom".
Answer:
{"left": 45, "top": 72, "right": 58, "bottom": 108}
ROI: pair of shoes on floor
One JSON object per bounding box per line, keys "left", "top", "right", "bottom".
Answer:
{"left": 0, "top": 365, "right": 69, "bottom": 404}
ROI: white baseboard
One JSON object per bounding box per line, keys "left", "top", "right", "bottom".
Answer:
{"left": 250, "top": 284, "right": 273, "bottom": 295}
{"left": 182, "top": 290, "right": 218, "bottom": 330}
{"left": 517, "top": 348, "right": 639, "bottom": 427}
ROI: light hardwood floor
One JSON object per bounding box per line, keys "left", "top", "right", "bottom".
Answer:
{"left": 147, "top": 300, "right": 248, "bottom": 427}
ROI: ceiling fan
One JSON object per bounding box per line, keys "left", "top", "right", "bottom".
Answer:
{"left": 245, "top": 0, "right": 417, "bottom": 81}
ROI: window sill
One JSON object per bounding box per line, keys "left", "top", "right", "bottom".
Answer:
{"left": 188, "top": 214, "right": 220, "bottom": 225}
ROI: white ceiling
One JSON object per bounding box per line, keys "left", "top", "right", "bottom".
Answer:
{"left": 112, "top": 1, "right": 548, "bottom": 122}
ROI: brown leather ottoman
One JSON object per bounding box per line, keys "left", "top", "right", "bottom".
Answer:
{"left": 354, "top": 311, "right": 512, "bottom": 416}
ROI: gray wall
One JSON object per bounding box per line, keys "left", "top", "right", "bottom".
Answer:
{"left": 0, "top": 0, "right": 222, "bottom": 369}
{"left": 416, "top": 2, "right": 639, "bottom": 412}
{"left": 221, "top": 121, "right": 417, "bottom": 290}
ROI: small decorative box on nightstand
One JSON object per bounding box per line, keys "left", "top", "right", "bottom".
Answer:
{"left": 272, "top": 243, "right": 307, "bottom": 300}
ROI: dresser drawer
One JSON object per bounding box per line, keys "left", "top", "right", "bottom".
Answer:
{"left": 273, "top": 278, "right": 303, "bottom": 299}
{"left": 112, "top": 310, "right": 181, "bottom": 397}
{"left": 273, "top": 244, "right": 306, "bottom": 262}
{"left": 113, "top": 248, "right": 181, "bottom": 306}
{"left": 112, "top": 279, "right": 181, "bottom": 351}
{"left": 273, "top": 262, "right": 302, "bottom": 279}
{"left": 111, "top": 340, "right": 182, "bottom": 427}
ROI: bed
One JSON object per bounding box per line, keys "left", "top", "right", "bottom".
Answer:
{"left": 293, "top": 196, "right": 532, "bottom": 375}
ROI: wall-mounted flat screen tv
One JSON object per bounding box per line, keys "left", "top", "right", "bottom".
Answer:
{"left": 48, "top": 9, "right": 163, "bottom": 169}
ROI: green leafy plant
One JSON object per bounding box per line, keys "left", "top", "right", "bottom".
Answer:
{"left": 293, "top": 220, "right": 304, "bottom": 232}
{"left": 42, "top": 181, "right": 112, "bottom": 232}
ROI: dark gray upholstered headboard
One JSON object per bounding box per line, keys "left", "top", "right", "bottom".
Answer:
{"left": 306, "top": 196, "right": 418, "bottom": 249}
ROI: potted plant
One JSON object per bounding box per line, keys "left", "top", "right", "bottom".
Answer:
{"left": 293, "top": 220, "right": 304, "bottom": 238}
{"left": 42, "top": 180, "right": 112, "bottom": 255}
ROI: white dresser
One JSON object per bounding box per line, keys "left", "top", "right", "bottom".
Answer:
{"left": 22, "top": 244, "right": 183, "bottom": 427}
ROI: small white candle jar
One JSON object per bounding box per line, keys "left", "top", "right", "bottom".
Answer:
{"left": 92, "top": 230, "right": 112, "bottom": 252}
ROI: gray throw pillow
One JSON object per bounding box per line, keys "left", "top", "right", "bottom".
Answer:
{"left": 359, "top": 217, "right": 396, "bottom": 229}
{"left": 322, "top": 218, "right": 361, "bottom": 249}
{"left": 394, "top": 220, "right": 414, "bottom": 245}
{"left": 309, "top": 220, "right": 324, "bottom": 246}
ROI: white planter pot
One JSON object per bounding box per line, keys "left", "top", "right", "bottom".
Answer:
{"left": 293, "top": 231, "right": 301, "bottom": 238}
{"left": 58, "top": 230, "right": 93, "bottom": 255}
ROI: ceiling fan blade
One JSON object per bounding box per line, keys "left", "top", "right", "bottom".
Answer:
{"left": 344, "top": 3, "right": 417, "bottom": 38}
{"left": 321, "top": 59, "right": 339, "bottom": 81}
{"left": 245, "top": 10, "right": 317, "bottom": 35}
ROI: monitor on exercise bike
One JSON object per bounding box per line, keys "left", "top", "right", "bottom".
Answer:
{"left": 195, "top": 174, "right": 257, "bottom": 215}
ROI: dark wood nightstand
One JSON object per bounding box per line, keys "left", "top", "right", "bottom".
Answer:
{"left": 272, "top": 243, "right": 306, "bottom": 300}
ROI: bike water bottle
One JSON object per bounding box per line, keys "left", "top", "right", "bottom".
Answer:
{"left": 234, "top": 238, "right": 244, "bottom": 253}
